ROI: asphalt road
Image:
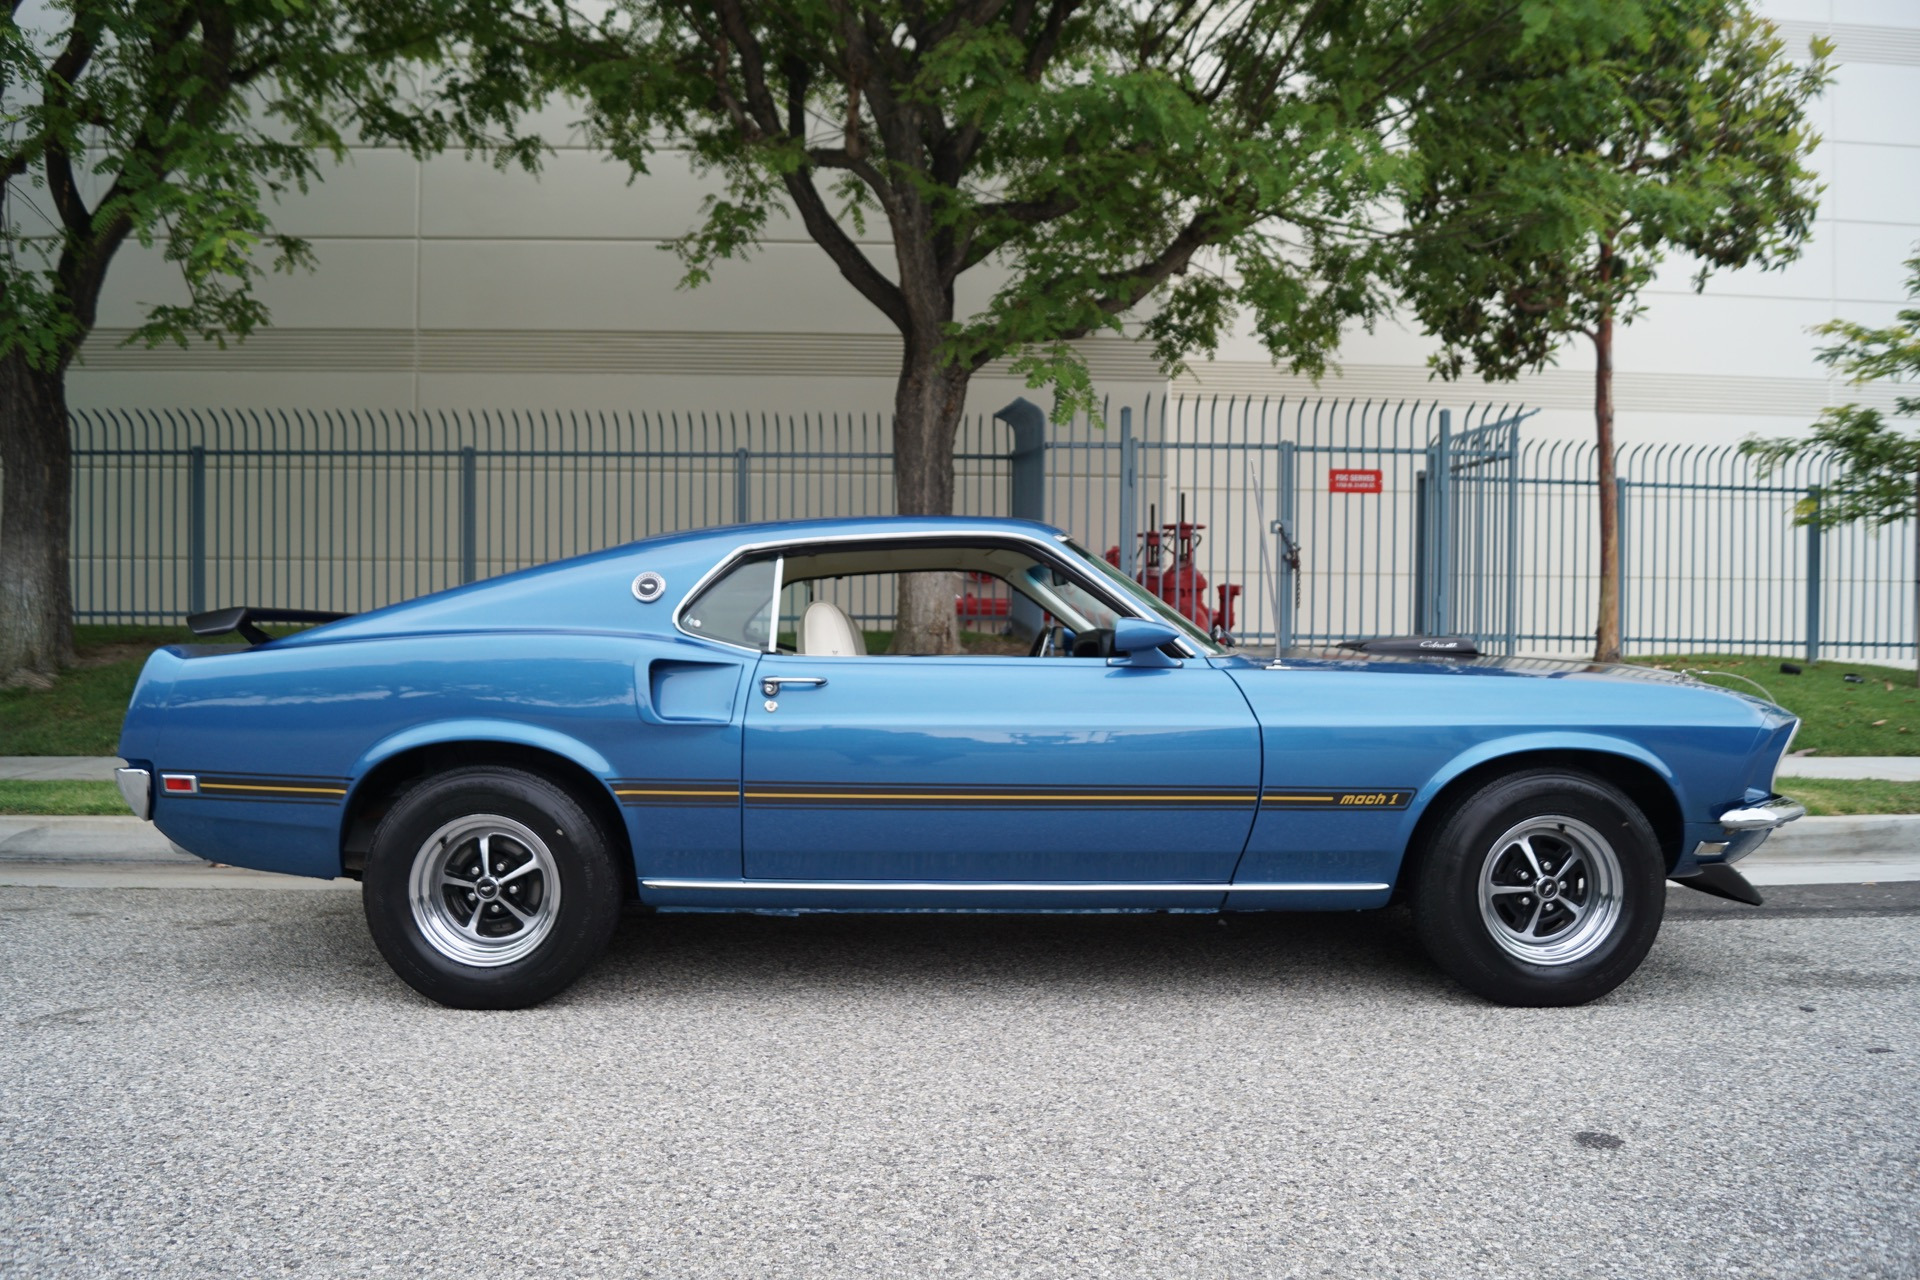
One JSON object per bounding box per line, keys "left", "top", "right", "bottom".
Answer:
{"left": 3, "top": 885, "right": 1918, "bottom": 1279}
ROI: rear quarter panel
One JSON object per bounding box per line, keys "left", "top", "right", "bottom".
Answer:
{"left": 130, "top": 630, "right": 754, "bottom": 881}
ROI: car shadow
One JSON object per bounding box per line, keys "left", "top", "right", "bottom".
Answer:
{"left": 567, "top": 906, "right": 1459, "bottom": 1005}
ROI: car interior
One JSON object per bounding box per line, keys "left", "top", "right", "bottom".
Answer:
{"left": 679, "top": 537, "right": 1170, "bottom": 658}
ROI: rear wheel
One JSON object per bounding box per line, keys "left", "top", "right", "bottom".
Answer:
{"left": 362, "top": 766, "right": 623, "bottom": 1009}
{"left": 1410, "top": 769, "right": 1664, "bottom": 1006}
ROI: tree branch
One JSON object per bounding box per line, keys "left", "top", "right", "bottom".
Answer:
{"left": 779, "top": 167, "right": 911, "bottom": 332}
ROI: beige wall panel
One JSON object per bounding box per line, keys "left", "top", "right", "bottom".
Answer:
{"left": 1834, "top": 219, "right": 1920, "bottom": 300}
{"left": 92, "top": 239, "right": 418, "bottom": 330}
{"left": 1831, "top": 141, "right": 1920, "bottom": 224}
{"left": 65, "top": 372, "right": 422, "bottom": 410}
{"left": 419, "top": 239, "right": 900, "bottom": 333}
{"left": 1830, "top": 64, "right": 1920, "bottom": 147}
{"left": 1612, "top": 294, "right": 1840, "bottom": 376}
{"left": 268, "top": 149, "right": 421, "bottom": 238}
{"left": 421, "top": 149, "right": 878, "bottom": 246}
{"left": 1833, "top": 0, "right": 1920, "bottom": 30}
{"left": 1650, "top": 227, "right": 1838, "bottom": 302}
{"left": 1759, "top": 0, "right": 1837, "bottom": 21}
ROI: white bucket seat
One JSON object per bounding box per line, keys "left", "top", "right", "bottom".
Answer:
{"left": 800, "top": 601, "right": 867, "bottom": 656}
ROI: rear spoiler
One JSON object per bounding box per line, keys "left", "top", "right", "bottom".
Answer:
{"left": 185, "top": 607, "right": 351, "bottom": 647}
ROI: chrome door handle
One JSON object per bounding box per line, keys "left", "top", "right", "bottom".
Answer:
{"left": 761, "top": 675, "right": 828, "bottom": 697}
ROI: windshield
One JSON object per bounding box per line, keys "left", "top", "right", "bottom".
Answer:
{"left": 1061, "top": 538, "right": 1226, "bottom": 656}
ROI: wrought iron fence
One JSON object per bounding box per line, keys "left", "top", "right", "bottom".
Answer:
{"left": 62, "top": 400, "right": 1917, "bottom": 662}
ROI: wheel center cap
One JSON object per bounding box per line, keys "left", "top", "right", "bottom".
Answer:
{"left": 474, "top": 877, "right": 500, "bottom": 900}
{"left": 1537, "top": 878, "right": 1560, "bottom": 900}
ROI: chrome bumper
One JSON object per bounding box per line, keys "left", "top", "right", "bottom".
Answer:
{"left": 1693, "top": 793, "right": 1805, "bottom": 865}
{"left": 1718, "top": 795, "right": 1808, "bottom": 831}
{"left": 115, "top": 766, "right": 152, "bottom": 821}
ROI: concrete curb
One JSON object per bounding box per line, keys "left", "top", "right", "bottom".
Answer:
{"left": 2, "top": 813, "right": 1917, "bottom": 890}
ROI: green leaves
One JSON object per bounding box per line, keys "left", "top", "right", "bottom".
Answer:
{"left": 2, "top": 0, "right": 468, "bottom": 371}
{"left": 1396, "top": 0, "right": 1829, "bottom": 385}
{"left": 437, "top": 0, "right": 1570, "bottom": 397}
{"left": 1744, "top": 252, "right": 1920, "bottom": 527}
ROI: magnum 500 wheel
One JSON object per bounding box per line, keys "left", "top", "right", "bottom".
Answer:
{"left": 1410, "top": 769, "right": 1665, "bottom": 1007}
{"left": 362, "top": 767, "right": 623, "bottom": 1009}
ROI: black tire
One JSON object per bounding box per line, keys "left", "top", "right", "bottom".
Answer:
{"left": 1409, "top": 769, "right": 1665, "bottom": 1007}
{"left": 362, "top": 766, "right": 624, "bottom": 1009}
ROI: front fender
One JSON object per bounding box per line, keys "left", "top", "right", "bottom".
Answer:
{"left": 1406, "top": 730, "right": 1685, "bottom": 828}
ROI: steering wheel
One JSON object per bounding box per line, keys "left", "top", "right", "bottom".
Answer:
{"left": 1027, "top": 623, "right": 1059, "bottom": 658}
{"left": 1070, "top": 627, "right": 1115, "bottom": 659}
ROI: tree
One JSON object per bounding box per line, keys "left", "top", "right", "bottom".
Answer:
{"left": 439, "top": 0, "right": 1627, "bottom": 653}
{"left": 1, "top": 1, "right": 442, "bottom": 683}
{"left": 1743, "top": 249, "right": 1920, "bottom": 682}
{"left": 1394, "top": 1, "right": 1828, "bottom": 662}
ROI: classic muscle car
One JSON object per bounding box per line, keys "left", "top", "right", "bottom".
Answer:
{"left": 115, "top": 516, "right": 1804, "bottom": 1009}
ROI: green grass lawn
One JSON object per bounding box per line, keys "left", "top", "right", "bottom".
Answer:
{"left": 1780, "top": 777, "right": 1920, "bottom": 816}
{"left": 0, "top": 625, "right": 204, "bottom": 756}
{"left": 6, "top": 773, "right": 1917, "bottom": 817}
{"left": 0, "top": 780, "right": 134, "bottom": 815}
{"left": 1630, "top": 654, "right": 1920, "bottom": 756}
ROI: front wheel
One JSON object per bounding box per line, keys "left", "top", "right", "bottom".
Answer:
{"left": 1410, "top": 769, "right": 1665, "bottom": 1007}
{"left": 362, "top": 766, "right": 624, "bottom": 1009}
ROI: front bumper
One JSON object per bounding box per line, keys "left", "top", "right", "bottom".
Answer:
{"left": 1671, "top": 792, "right": 1807, "bottom": 906}
{"left": 1693, "top": 793, "right": 1806, "bottom": 866}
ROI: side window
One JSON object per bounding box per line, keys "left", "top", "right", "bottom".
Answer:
{"left": 681, "top": 557, "right": 778, "bottom": 650}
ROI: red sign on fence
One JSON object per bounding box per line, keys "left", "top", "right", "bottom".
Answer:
{"left": 1329, "top": 468, "right": 1384, "bottom": 494}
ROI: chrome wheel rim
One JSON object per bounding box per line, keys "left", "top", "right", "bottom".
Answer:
{"left": 1477, "top": 815, "right": 1622, "bottom": 966}
{"left": 408, "top": 814, "right": 561, "bottom": 967}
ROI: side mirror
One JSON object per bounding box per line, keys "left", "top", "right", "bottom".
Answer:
{"left": 1109, "top": 617, "right": 1184, "bottom": 669}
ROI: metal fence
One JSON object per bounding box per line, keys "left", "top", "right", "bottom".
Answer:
{"left": 63, "top": 400, "right": 1917, "bottom": 662}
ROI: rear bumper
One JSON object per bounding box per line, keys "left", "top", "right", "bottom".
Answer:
{"left": 115, "top": 767, "right": 152, "bottom": 821}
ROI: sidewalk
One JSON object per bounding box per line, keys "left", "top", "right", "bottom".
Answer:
{"left": 13, "top": 755, "right": 1920, "bottom": 782}
{"left": 2, "top": 812, "right": 1916, "bottom": 889}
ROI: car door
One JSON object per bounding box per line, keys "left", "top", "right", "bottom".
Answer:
{"left": 740, "top": 652, "right": 1261, "bottom": 882}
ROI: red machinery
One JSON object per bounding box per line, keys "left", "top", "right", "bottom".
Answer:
{"left": 1106, "top": 497, "right": 1241, "bottom": 637}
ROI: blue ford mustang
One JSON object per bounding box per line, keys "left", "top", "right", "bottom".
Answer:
{"left": 115, "top": 516, "right": 1804, "bottom": 1009}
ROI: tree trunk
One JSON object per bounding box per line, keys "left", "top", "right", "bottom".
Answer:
{"left": 1592, "top": 256, "right": 1622, "bottom": 665}
{"left": 0, "top": 349, "right": 76, "bottom": 683}
{"left": 890, "top": 333, "right": 971, "bottom": 654}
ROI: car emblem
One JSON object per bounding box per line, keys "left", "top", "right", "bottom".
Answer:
{"left": 631, "top": 571, "right": 667, "bottom": 603}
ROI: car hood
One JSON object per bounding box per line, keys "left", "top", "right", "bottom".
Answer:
{"left": 1232, "top": 647, "right": 1788, "bottom": 712}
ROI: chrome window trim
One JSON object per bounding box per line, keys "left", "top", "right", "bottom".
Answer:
{"left": 765, "top": 555, "right": 785, "bottom": 653}
{"left": 669, "top": 527, "right": 1193, "bottom": 657}
{"left": 641, "top": 878, "right": 1389, "bottom": 893}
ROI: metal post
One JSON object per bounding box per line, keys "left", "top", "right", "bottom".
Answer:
{"left": 1433, "top": 410, "right": 1452, "bottom": 636}
{"left": 734, "top": 446, "right": 751, "bottom": 524}
{"left": 1117, "top": 406, "right": 1138, "bottom": 579}
{"left": 187, "top": 445, "right": 207, "bottom": 614}
{"left": 1412, "top": 468, "right": 1429, "bottom": 634}
{"left": 1806, "top": 484, "right": 1823, "bottom": 664}
{"left": 1505, "top": 422, "right": 1521, "bottom": 655}
{"left": 995, "top": 397, "right": 1048, "bottom": 640}
{"left": 1615, "top": 477, "right": 1629, "bottom": 655}
{"left": 1277, "top": 441, "right": 1297, "bottom": 650}
{"left": 459, "top": 445, "right": 477, "bottom": 585}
